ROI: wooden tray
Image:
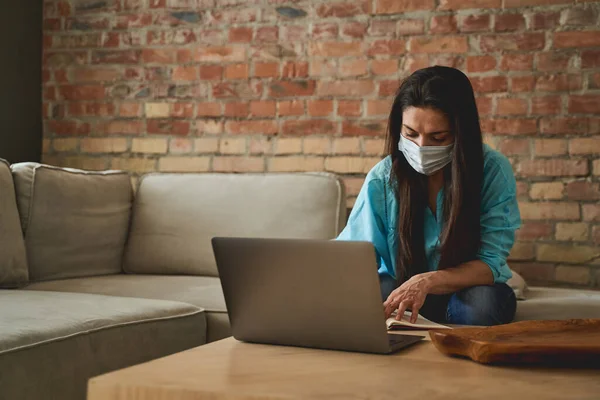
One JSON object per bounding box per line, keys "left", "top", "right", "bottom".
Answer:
{"left": 429, "top": 319, "right": 600, "bottom": 366}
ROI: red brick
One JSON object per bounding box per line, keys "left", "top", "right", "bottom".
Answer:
{"left": 480, "top": 33, "right": 545, "bottom": 52}
{"left": 505, "top": 0, "right": 572, "bottom": 6}
{"left": 212, "top": 81, "right": 263, "bottom": 99}
{"left": 192, "top": 46, "right": 245, "bottom": 63}
{"left": 199, "top": 65, "right": 223, "bottom": 80}
{"left": 115, "top": 13, "right": 152, "bottom": 29}
{"left": 519, "top": 202, "right": 580, "bottom": 221}
{"left": 561, "top": 7, "right": 598, "bottom": 26}
{"left": 459, "top": 14, "right": 490, "bottom": 33}
{"left": 582, "top": 50, "right": 600, "bottom": 69}
{"left": 536, "top": 74, "right": 582, "bottom": 92}
{"left": 535, "top": 139, "right": 567, "bottom": 156}
{"left": 312, "top": 23, "right": 339, "bottom": 40}
{"left": 438, "top": 0, "right": 501, "bottom": 9}
{"left": 517, "top": 159, "right": 588, "bottom": 177}
{"left": 499, "top": 138, "right": 530, "bottom": 156}
{"left": 71, "top": 67, "right": 120, "bottom": 82}
{"left": 497, "top": 98, "right": 528, "bottom": 115}
{"left": 269, "top": 81, "right": 316, "bottom": 98}
{"left": 566, "top": 182, "right": 600, "bottom": 201}
{"left": 282, "top": 62, "right": 309, "bottom": 78}
{"left": 540, "top": 117, "right": 589, "bottom": 135}
{"left": 430, "top": 15, "right": 457, "bottom": 34}
{"left": 342, "top": 121, "right": 386, "bottom": 136}
{"left": 369, "top": 20, "right": 397, "bottom": 36}
{"left": 309, "top": 42, "right": 362, "bottom": 57}
{"left": 495, "top": 13, "right": 525, "bottom": 31}
{"left": 141, "top": 49, "right": 175, "bottom": 64}
{"left": 282, "top": 26, "right": 307, "bottom": 42}
{"left": 249, "top": 101, "right": 276, "bottom": 118}
{"left": 172, "top": 102, "right": 194, "bottom": 118}
{"left": 47, "top": 120, "right": 90, "bottom": 136}
{"left": 172, "top": 66, "right": 197, "bottom": 81}
{"left": 224, "top": 63, "right": 249, "bottom": 80}
{"left": 516, "top": 222, "right": 554, "bottom": 241}
{"left": 470, "top": 76, "right": 508, "bottom": 93}
{"left": 44, "top": 18, "right": 62, "bottom": 30}
{"left": 308, "top": 100, "right": 334, "bottom": 117}
{"left": 197, "top": 102, "right": 221, "bottom": 117}
{"left": 397, "top": 19, "right": 425, "bottom": 35}
{"left": 554, "top": 31, "right": 600, "bottom": 48}
{"left": 510, "top": 76, "right": 535, "bottom": 92}
{"left": 119, "top": 102, "right": 142, "bottom": 117}
{"left": 224, "top": 102, "right": 249, "bottom": 117}
{"left": 317, "top": 1, "right": 371, "bottom": 17}
{"left": 278, "top": 100, "right": 304, "bottom": 116}
{"left": 256, "top": 26, "right": 278, "bottom": 43}
{"left": 367, "top": 39, "right": 406, "bottom": 56}
{"left": 379, "top": 80, "right": 400, "bottom": 96}
{"left": 476, "top": 97, "right": 492, "bottom": 115}
{"left": 228, "top": 27, "right": 253, "bottom": 43}
{"left": 147, "top": 120, "right": 190, "bottom": 136}
{"left": 516, "top": 181, "right": 529, "bottom": 197}
{"left": 537, "top": 52, "right": 574, "bottom": 71}
{"left": 375, "top": 0, "right": 434, "bottom": 13}
{"left": 226, "top": 120, "right": 278, "bottom": 135}
{"left": 254, "top": 62, "right": 279, "bottom": 78}
{"left": 339, "top": 59, "right": 368, "bottom": 77}
{"left": 569, "top": 137, "right": 600, "bottom": 155}
{"left": 593, "top": 226, "right": 600, "bottom": 246}
{"left": 569, "top": 95, "right": 600, "bottom": 114}
{"left": 317, "top": 80, "right": 375, "bottom": 97}
{"left": 583, "top": 205, "right": 600, "bottom": 222}
{"left": 500, "top": 54, "right": 533, "bottom": 71}
{"left": 367, "top": 100, "right": 391, "bottom": 116}
{"left": 282, "top": 120, "right": 337, "bottom": 136}
{"left": 590, "top": 73, "right": 600, "bottom": 90}
{"left": 338, "top": 100, "right": 362, "bottom": 117}
{"left": 58, "top": 85, "right": 105, "bottom": 100}
{"left": 91, "top": 50, "right": 140, "bottom": 64}
{"left": 408, "top": 36, "right": 468, "bottom": 53}
{"left": 530, "top": 11, "right": 560, "bottom": 30}
{"left": 68, "top": 103, "right": 115, "bottom": 117}
{"left": 342, "top": 22, "right": 368, "bottom": 39}
{"left": 466, "top": 55, "right": 497, "bottom": 73}
{"left": 371, "top": 60, "right": 398, "bottom": 76}
{"left": 531, "top": 96, "right": 562, "bottom": 115}
{"left": 494, "top": 118, "right": 537, "bottom": 135}
{"left": 101, "top": 120, "right": 143, "bottom": 135}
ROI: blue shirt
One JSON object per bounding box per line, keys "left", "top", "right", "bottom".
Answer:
{"left": 336, "top": 145, "right": 521, "bottom": 283}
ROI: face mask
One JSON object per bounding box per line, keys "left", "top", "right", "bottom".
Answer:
{"left": 398, "top": 135, "right": 454, "bottom": 176}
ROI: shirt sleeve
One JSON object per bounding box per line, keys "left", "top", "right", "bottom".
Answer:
{"left": 478, "top": 156, "right": 521, "bottom": 283}
{"left": 336, "top": 176, "right": 393, "bottom": 276}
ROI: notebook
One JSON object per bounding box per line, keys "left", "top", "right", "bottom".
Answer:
{"left": 386, "top": 311, "right": 451, "bottom": 330}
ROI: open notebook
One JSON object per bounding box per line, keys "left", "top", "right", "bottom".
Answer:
{"left": 386, "top": 311, "right": 451, "bottom": 330}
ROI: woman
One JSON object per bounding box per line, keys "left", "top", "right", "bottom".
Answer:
{"left": 337, "top": 66, "right": 520, "bottom": 326}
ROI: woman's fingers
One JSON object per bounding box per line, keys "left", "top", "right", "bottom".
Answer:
{"left": 395, "top": 300, "right": 411, "bottom": 321}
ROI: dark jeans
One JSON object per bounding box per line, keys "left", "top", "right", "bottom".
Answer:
{"left": 379, "top": 274, "right": 516, "bottom": 326}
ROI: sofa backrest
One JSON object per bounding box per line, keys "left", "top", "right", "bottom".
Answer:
{"left": 124, "top": 172, "right": 346, "bottom": 277}
{"left": 0, "top": 159, "right": 28, "bottom": 287}
{"left": 11, "top": 163, "right": 133, "bottom": 282}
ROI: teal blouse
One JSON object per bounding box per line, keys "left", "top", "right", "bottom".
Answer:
{"left": 336, "top": 145, "right": 521, "bottom": 283}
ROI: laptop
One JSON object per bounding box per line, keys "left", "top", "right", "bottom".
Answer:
{"left": 211, "top": 237, "right": 423, "bottom": 354}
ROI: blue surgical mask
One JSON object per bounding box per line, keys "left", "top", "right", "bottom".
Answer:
{"left": 398, "top": 135, "right": 454, "bottom": 176}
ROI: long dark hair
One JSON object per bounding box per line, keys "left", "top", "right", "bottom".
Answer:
{"left": 385, "top": 66, "right": 484, "bottom": 282}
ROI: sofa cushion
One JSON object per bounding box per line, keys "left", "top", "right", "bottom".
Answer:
{"left": 25, "top": 274, "right": 230, "bottom": 342}
{"left": 0, "top": 159, "right": 28, "bottom": 287}
{"left": 11, "top": 163, "right": 132, "bottom": 281}
{"left": 124, "top": 173, "right": 346, "bottom": 277}
{"left": 514, "top": 287, "right": 600, "bottom": 321}
{"left": 0, "top": 290, "right": 206, "bottom": 400}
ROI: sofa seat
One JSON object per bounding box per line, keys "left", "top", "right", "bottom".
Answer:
{"left": 515, "top": 287, "right": 600, "bottom": 321}
{"left": 24, "top": 274, "right": 229, "bottom": 342}
{"left": 0, "top": 290, "right": 205, "bottom": 400}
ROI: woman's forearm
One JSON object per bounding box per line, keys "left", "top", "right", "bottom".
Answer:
{"left": 423, "top": 260, "right": 495, "bottom": 295}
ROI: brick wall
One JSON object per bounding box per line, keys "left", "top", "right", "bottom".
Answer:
{"left": 42, "top": 0, "right": 600, "bottom": 287}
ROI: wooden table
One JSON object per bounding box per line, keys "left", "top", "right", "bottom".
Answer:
{"left": 88, "top": 332, "right": 600, "bottom": 400}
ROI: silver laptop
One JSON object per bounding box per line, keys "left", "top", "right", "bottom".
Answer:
{"left": 211, "top": 237, "right": 423, "bottom": 354}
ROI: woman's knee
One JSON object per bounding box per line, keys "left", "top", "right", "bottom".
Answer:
{"left": 446, "top": 283, "right": 516, "bottom": 326}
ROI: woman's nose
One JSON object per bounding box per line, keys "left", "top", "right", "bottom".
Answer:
{"left": 416, "top": 136, "right": 426, "bottom": 147}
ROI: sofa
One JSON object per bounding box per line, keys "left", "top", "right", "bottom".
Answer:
{"left": 1, "top": 159, "right": 599, "bottom": 400}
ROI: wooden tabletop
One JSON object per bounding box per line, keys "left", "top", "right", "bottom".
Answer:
{"left": 88, "top": 334, "right": 600, "bottom": 400}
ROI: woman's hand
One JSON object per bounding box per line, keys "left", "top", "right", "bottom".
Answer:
{"left": 383, "top": 272, "right": 434, "bottom": 323}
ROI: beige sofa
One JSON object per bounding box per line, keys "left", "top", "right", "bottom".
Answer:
{"left": 1, "top": 159, "right": 599, "bottom": 400}
{"left": 0, "top": 160, "right": 346, "bottom": 399}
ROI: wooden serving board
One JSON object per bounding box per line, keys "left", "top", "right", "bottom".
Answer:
{"left": 429, "top": 319, "right": 600, "bottom": 366}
